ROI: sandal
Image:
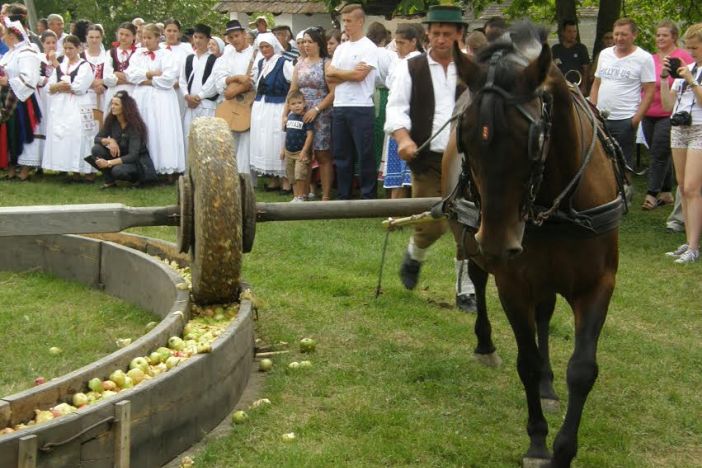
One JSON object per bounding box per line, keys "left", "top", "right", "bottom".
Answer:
{"left": 641, "top": 195, "right": 659, "bottom": 210}
{"left": 657, "top": 192, "right": 674, "bottom": 206}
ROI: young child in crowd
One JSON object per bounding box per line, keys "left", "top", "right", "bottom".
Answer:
{"left": 281, "top": 91, "right": 314, "bottom": 202}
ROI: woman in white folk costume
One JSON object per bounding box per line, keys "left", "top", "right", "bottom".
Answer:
{"left": 127, "top": 23, "right": 185, "bottom": 177}
{"left": 0, "top": 19, "right": 43, "bottom": 180}
{"left": 102, "top": 22, "right": 137, "bottom": 115}
{"left": 83, "top": 25, "right": 108, "bottom": 126}
{"left": 180, "top": 23, "right": 219, "bottom": 154}
{"left": 162, "top": 19, "right": 192, "bottom": 117}
{"left": 36, "top": 30, "right": 59, "bottom": 159}
{"left": 249, "top": 32, "right": 293, "bottom": 186}
{"left": 42, "top": 35, "right": 97, "bottom": 181}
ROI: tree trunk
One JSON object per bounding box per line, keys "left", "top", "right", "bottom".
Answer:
{"left": 555, "top": 0, "right": 578, "bottom": 29}
{"left": 593, "top": 0, "right": 622, "bottom": 56}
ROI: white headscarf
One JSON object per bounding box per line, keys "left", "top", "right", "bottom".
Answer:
{"left": 211, "top": 36, "right": 225, "bottom": 55}
{"left": 3, "top": 17, "right": 29, "bottom": 46}
{"left": 254, "top": 32, "right": 283, "bottom": 56}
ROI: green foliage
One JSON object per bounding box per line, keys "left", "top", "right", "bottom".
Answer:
{"left": 35, "top": 0, "right": 228, "bottom": 45}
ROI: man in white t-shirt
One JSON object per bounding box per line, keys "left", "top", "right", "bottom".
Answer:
{"left": 326, "top": 3, "right": 379, "bottom": 199}
{"left": 590, "top": 17, "right": 655, "bottom": 169}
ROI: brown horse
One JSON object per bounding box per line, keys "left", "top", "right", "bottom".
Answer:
{"left": 442, "top": 24, "right": 626, "bottom": 467}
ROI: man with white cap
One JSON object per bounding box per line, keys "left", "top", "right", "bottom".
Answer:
{"left": 211, "top": 19, "right": 255, "bottom": 175}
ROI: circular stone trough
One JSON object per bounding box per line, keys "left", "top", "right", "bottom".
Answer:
{"left": 0, "top": 234, "right": 254, "bottom": 467}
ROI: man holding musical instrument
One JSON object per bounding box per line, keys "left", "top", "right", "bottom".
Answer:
{"left": 213, "top": 20, "right": 255, "bottom": 176}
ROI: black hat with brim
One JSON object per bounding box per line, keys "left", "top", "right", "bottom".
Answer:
{"left": 225, "top": 19, "right": 245, "bottom": 34}
{"left": 271, "top": 25, "right": 292, "bottom": 33}
{"left": 422, "top": 5, "right": 467, "bottom": 25}
{"left": 193, "top": 23, "right": 211, "bottom": 37}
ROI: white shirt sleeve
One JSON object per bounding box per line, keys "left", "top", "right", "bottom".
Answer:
{"left": 283, "top": 59, "right": 294, "bottom": 82}
{"left": 152, "top": 52, "right": 178, "bottom": 90}
{"left": 102, "top": 53, "right": 118, "bottom": 88}
{"left": 384, "top": 59, "right": 412, "bottom": 135}
{"left": 9, "top": 52, "right": 41, "bottom": 102}
{"left": 179, "top": 56, "right": 190, "bottom": 95}
{"left": 125, "top": 53, "right": 147, "bottom": 85}
{"left": 70, "top": 61, "right": 95, "bottom": 95}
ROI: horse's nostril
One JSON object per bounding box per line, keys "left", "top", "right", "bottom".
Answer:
{"left": 506, "top": 247, "right": 523, "bottom": 258}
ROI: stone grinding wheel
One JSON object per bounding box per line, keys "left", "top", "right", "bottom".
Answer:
{"left": 188, "top": 118, "right": 242, "bottom": 304}
{"left": 239, "top": 173, "right": 256, "bottom": 253}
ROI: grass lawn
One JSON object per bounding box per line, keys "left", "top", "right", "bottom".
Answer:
{"left": 1, "top": 172, "right": 701, "bottom": 467}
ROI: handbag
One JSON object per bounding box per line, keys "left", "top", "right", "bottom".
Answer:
{"left": 215, "top": 50, "right": 257, "bottom": 132}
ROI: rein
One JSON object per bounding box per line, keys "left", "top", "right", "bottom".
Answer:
{"left": 447, "top": 49, "right": 627, "bottom": 236}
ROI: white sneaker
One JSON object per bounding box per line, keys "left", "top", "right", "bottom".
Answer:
{"left": 307, "top": 192, "right": 317, "bottom": 200}
{"left": 290, "top": 196, "right": 305, "bottom": 203}
{"left": 674, "top": 249, "right": 699, "bottom": 264}
{"left": 665, "top": 244, "right": 689, "bottom": 257}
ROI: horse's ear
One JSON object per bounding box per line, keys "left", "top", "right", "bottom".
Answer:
{"left": 453, "top": 42, "right": 481, "bottom": 92}
{"left": 522, "top": 43, "right": 551, "bottom": 90}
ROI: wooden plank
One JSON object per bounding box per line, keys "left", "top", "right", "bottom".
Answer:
{"left": 114, "top": 401, "right": 130, "bottom": 468}
{"left": 18, "top": 435, "right": 37, "bottom": 468}
{"left": 0, "top": 400, "right": 10, "bottom": 428}
{"left": 0, "top": 204, "right": 178, "bottom": 237}
{"left": 255, "top": 197, "right": 442, "bottom": 222}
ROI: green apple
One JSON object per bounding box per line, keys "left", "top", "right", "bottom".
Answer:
{"left": 157, "top": 347, "right": 172, "bottom": 360}
{"left": 145, "top": 321, "right": 158, "bottom": 332}
{"left": 299, "top": 338, "right": 316, "bottom": 353}
{"left": 288, "top": 361, "right": 300, "bottom": 369}
{"left": 197, "top": 342, "right": 212, "bottom": 354}
{"left": 281, "top": 432, "right": 296, "bottom": 442}
{"left": 231, "top": 410, "right": 248, "bottom": 424}
{"left": 259, "top": 358, "right": 273, "bottom": 372}
{"left": 127, "top": 368, "right": 145, "bottom": 385}
{"left": 165, "top": 356, "right": 181, "bottom": 369}
{"left": 299, "top": 360, "right": 312, "bottom": 369}
{"left": 129, "top": 357, "right": 149, "bottom": 373}
{"left": 49, "top": 346, "right": 62, "bottom": 355}
{"left": 109, "top": 370, "right": 127, "bottom": 388}
{"left": 148, "top": 352, "right": 162, "bottom": 365}
{"left": 168, "top": 336, "right": 185, "bottom": 351}
{"left": 122, "top": 376, "right": 134, "bottom": 389}
{"left": 72, "top": 393, "right": 89, "bottom": 407}
{"left": 88, "top": 377, "right": 104, "bottom": 393}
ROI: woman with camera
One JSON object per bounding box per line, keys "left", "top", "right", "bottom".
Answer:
{"left": 661, "top": 23, "right": 702, "bottom": 264}
{"left": 641, "top": 20, "right": 693, "bottom": 211}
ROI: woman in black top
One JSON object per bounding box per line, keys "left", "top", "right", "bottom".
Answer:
{"left": 93, "top": 90, "right": 155, "bottom": 188}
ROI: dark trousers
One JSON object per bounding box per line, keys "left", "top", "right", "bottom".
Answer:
{"left": 605, "top": 118, "right": 637, "bottom": 169}
{"left": 332, "top": 106, "right": 376, "bottom": 199}
{"left": 92, "top": 145, "right": 139, "bottom": 184}
{"left": 641, "top": 116, "right": 674, "bottom": 195}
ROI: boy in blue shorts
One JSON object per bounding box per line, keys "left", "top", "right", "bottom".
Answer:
{"left": 281, "top": 91, "right": 314, "bottom": 202}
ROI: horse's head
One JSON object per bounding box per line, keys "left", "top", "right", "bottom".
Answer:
{"left": 454, "top": 24, "right": 552, "bottom": 261}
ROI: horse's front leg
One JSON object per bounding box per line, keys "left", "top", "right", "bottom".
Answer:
{"left": 536, "top": 294, "right": 559, "bottom": 410}
{"left": 468, "top": 260, "right": 501, "bottom": 367}
{"left": 552, "top": 277, "right": 614, "bottom": 467}
{"left": 498, "top": 289, "right": 551, "bottom": 464}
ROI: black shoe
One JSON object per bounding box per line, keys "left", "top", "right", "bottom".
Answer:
{"left": 399, "top": 252, "right": 421, "bottom": 290}
{"left": 456, "top": 293, "right": 477, "bottom": 313}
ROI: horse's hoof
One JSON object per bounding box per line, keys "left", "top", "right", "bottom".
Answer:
{"left": 474, "top": 351, "right": 502, "bottom": 368}
{"left": 522, "top": 457, "right": 551, "bottom": 468}
{"left": 541, "top": 398, "right": 560, "bottom": 413}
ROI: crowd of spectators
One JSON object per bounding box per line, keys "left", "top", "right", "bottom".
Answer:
{"left": 0, "top": 2, "right": 700, "bottom": 263}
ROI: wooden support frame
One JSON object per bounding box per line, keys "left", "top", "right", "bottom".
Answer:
{"left": 114, "top": 400, "right": 131, "bottom": 468}
{"left": 17, "top": 435, "right": 37, "bottom": 468}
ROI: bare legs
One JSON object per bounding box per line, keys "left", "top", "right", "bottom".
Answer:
{"left": 672, "top": 147, "right": 702, "bottom": 251}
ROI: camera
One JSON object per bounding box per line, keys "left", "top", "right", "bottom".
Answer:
{"left": 668, "top": 57, "right": 682, "bottom": 79}
{"left": 670, "top": 111, "right": 692, "bottom": 127}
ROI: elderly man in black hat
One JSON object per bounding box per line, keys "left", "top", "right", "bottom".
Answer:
{"left": 180, "top": 23, "right": 219, "bottom": 153}
{"left": 210, "top": 19, "right": 256, "bottom": 176}
{"left": 385, "top": 4, "right": 476, "bottom": 312}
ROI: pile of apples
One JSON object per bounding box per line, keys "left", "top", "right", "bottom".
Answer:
{"left": 0, "top": 304, "right": 240, "bottom": 436}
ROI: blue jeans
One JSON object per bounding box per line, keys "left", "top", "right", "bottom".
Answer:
{"left": 332, "top": 107, "right": 376, "bottom": 199}
{"left": 605, "top": 118, "right": 636, "bottom": 169}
